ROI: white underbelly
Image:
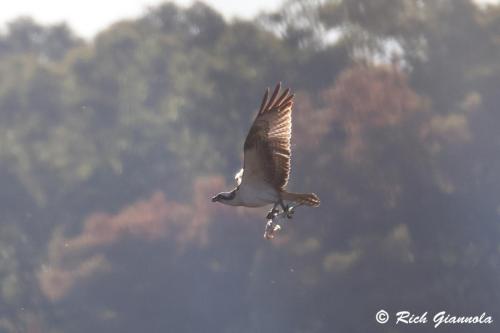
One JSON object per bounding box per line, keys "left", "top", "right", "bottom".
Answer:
{"left": 236, "top": 183, "right": 279, "bottom": 207}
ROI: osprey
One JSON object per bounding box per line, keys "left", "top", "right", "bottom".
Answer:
{"left": 211, "top": 83, "right": 320, "bottom": 218}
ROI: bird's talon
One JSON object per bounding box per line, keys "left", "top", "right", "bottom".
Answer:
{"left": 266, "top": 208, "right": 279, "bottom": 220}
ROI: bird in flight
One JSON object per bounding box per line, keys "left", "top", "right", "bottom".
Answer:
{"left": 211, "top": 83, "right": 320, "bottom": 222}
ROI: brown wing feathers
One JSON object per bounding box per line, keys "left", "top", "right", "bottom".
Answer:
{"left": 257, "top": 83, "right": 293, "bottom": 115}
{"left": 258, "top": 88, "right": 269, "bottom": 115}
{"left": 245, "top": 82, "right": 294, "bottom": 190}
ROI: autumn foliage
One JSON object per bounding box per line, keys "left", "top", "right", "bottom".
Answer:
{"left": 1, "top": 1, "right": 499, "bottom": 332}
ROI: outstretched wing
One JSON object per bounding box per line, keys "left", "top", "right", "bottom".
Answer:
{"left": 241, "top": 82, "right": 294, "bottom": 190}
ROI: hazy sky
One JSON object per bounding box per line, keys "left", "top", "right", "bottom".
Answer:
{"left": 0, "top": 0, "right": 282, "bottom": 38}
{"left": 0, "top": 0, "right": 497, "bottom": 39}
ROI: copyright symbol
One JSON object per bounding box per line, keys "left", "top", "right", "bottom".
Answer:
{"left": 376, "top": 310, "right": 389, "bottom": 324}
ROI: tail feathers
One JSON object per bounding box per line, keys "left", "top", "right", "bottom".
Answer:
{"left": 281, "top": 191, "right": 320, "bottom": 207}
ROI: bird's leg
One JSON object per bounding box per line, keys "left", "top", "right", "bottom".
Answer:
{"left": 279, "top": 199, "right": 294, "bottom": 219}
{"left": 266, "top": 203, "right": 280, "bottom": 220}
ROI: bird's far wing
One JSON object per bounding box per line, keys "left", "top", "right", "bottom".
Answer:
{"left": 242, "top": 83, "right": 294, "bottom": 190}
{"left": 234, "top": 168, "right": 243, "bottom": 186}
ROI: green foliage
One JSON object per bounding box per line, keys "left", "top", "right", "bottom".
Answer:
{"left": 0, "top": 1, "right": 499, "bottom": 332}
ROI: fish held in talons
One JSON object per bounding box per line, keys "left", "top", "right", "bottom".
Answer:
{"left": 264, "top": 220, "right": 281, "bottom": 239}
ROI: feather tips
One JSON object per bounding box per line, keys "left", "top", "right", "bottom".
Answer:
{"left": 258, "top": 88, "right": 269, "bottom": 115}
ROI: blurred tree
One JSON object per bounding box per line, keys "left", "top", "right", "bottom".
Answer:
{"left": 1, "top": 17, "right": 82, "bottom": 61}
{"left": 0, "top": 1, "right": 498, "bottom": 332}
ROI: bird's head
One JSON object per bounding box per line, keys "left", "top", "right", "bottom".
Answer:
{"left": 211, "top": 190, "right": 236, "bottom": 204}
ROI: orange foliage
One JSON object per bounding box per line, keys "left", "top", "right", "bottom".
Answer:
{"left": 68, "top": 192, "right": 190, "bottom": 250}
{"left": 327, "top": 64, "right": 422, "bottom": 127}
{"left": 38, "top": 176, "right": 232, "bottom": 301}
{"left": 294, "top": 65, "right": 424, "bottom": 157}
{"left": 293, "top": 92, "right": 336, "bottom": 149}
